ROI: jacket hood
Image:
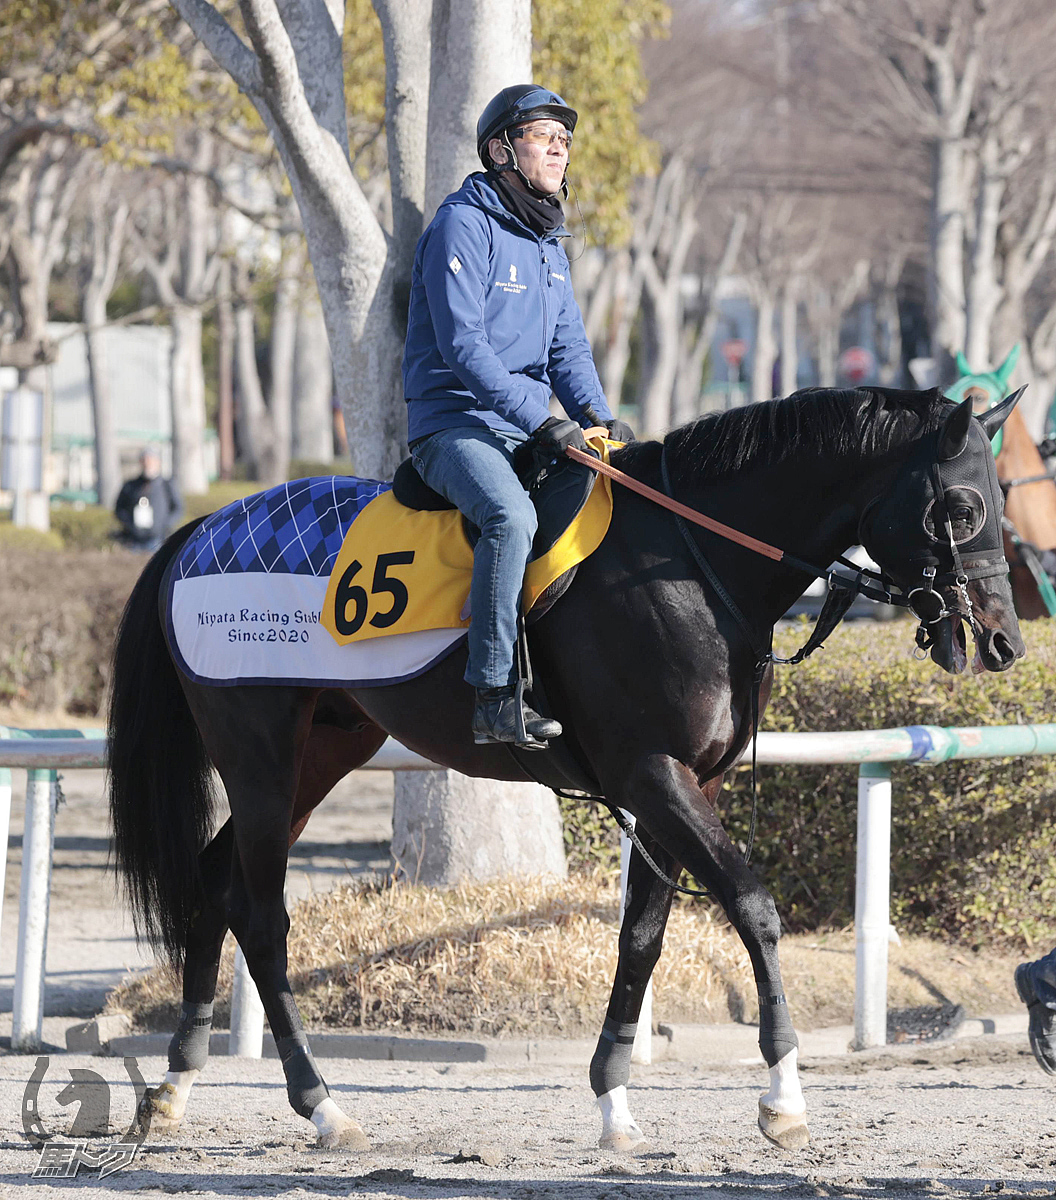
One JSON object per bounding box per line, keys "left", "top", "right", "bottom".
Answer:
{"left": 439, "top": 173, "right": 569, "bottom": 239}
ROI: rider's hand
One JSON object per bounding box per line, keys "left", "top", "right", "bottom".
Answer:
{"left": 605, "top": 418, "right": 636, "bottom": 443}
{"left": 535, "top": 416, "right": 589, "bottom": 456}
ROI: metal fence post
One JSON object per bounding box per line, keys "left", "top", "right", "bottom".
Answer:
{"left": 0, "top": 767, "right": 11, "bottom": 948}
{"left": 12, "top": 769, "right": 58, "bottom": 1051}
{"left": 228, "top": 945, "right": 265, "bottom": 1057}
{"left": 619, "top": 816, "right": 653, "bottom": 1065}
{"left": 854, "top": 762, "right": 891, "bottom": 1050}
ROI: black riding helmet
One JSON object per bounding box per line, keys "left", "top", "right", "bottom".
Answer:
{"left": 476, "top": 84, "right": 578, "bottom": 169}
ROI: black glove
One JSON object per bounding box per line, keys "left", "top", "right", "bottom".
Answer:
{"left": 605, "top": 418, "right": 636, "bottom": 443}
{"left": 534, "top": 416, "right": 588, "bottom": 456}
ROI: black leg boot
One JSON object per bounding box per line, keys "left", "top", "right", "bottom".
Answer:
{"left": 472, "top": 683, "right": 562, "bottom": 749}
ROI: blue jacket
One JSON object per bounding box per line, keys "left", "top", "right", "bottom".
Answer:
{"left": 403, "top": 174, "right": 612, "bottom": 443}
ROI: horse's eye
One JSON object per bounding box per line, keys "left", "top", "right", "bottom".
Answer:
{"left": 953, "top": 507, "right": 973, "bottom": 523}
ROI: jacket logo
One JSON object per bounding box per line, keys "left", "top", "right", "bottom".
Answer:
{"left": 449, "top": 256, "right": 462, "bottom": 275}
{"left": 495, "top": 263, "right": 527, "bottom": 295}
{"left": 552, "top": 272, "right": 565, "bottom": 282}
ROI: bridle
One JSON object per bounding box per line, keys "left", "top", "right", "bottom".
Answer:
{"left": 566, "top": 443, "right": 1008, "bottom": 668}
{"left": 856, "top": 459, "right": 1008, "bottom": 658}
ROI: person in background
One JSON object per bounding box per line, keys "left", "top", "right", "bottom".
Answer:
{"left": 115, "top": 445, "right": 183, "bottom": 552}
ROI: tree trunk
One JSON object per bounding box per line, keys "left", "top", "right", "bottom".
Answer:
{"left": 233, "top": 275, "right": 276, "bottom": 483}
{"left": 929, "top": 135, "right": 968, "bottom": 371}
{"left": 217, "top": 258, "right": 235, "bottom": 481}
{"left": 268, "top": 234, "right": 303, "bottom": 483}
{"left": 874, "top": 255, "right": 904, "bottom": 386}
{"left": 391, "top": 773, "right": 567, "bottom": 886}
{"left": 81, "top": 181, "right": 127, "bottom": 510}
{"left": 751, "top": 288, "right": 777, "bottom": 404}
{"left": 964, "top": 135, "right": 1005, "bottom": 370}
{"left": 170, "top": 304, "right": 210, "bottom": 495}
{"left": 83, "top": 296, "right": 121, "bottom": 508}
{"left": 779, "top": 279, "right": 798, "bottom": 398}
{"left": 293, "top": 292, "right": 334, "bottom": 463}
{"left": 423, "top": 0, "right": 530, "bottom": 219}
{"left": 395, "top": 0, "right": 566, "bottom": 885}
{"left": 601, "top": 249, "right": 639, "bottom": 407}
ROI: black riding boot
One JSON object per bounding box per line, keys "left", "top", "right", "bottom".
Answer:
{"left": 1016, "top": 948, "right": 1056, "bottom": 1074}
{"left": 472, "top": 685, "right": 562, "bottom": 750}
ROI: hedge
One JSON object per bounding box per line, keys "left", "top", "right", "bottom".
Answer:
{"left": 560, "top": 618, "right": 1056, "bottom": 947}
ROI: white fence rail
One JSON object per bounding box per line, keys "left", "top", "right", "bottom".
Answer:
{"left": 2, "top": 723, "right": 1054, "bottom": 1056}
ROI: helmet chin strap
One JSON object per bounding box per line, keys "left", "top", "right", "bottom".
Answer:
{"left": 496, "top": 130, "right": 568, "bottom": 199}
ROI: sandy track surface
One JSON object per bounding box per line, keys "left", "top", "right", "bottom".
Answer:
{"left": 0, "top": 1038, "right": 1054, "bottom": 1198}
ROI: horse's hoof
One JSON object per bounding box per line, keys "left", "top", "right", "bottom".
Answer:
{"left": 598, "top": 1127, "right": 648, "bottom": 1153}
{"left": 316, "top": 1120, "right": 370, "bottom": 1151}
{"left": 758, "top": 1101, "right": 809, "bottom": 1151}
{"left": 139, "top": 1084, "right": 182, "bottom": 1136}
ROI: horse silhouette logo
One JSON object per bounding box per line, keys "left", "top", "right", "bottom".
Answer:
{"left": 22, "top": 1056, "right": 151, "bottom": 1178}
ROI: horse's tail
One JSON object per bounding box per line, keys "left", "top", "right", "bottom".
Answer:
{"left": 108, "top": 519, "right": 215, "bottom": 970}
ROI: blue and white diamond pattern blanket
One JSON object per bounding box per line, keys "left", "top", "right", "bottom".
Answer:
{"left": 163, "top": 476, "right": 466, "bottom": 687}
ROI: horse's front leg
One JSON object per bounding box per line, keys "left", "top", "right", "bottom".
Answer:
{"left": 618, "top": 754, "right": 808, "bottom": 1151}
{"left": 590, "top": 827, "right": 676, "bottom": 1151}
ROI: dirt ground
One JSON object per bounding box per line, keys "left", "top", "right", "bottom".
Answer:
{"left": 0, "top": 1037, "right": 1054, "bottom": 1198}
{"left": 1, "top": 738, "right": 1054, "bottom": 1197}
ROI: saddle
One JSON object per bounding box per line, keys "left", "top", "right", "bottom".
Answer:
{"left": 391, "top": 438, "right": 596, "bottom": 617}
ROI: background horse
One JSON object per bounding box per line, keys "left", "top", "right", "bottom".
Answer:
{"left": 948, "top": 347, "right": 1056, "bottom": 619}
{"left": 109, "top": 386, "right": 1023, "bottom": 1155}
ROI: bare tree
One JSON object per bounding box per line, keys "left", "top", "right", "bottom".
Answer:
{"left": 130, "top": 134, "right": 222, "bottom": 494}
{"left": 79, "top": 165, "right": 130, "bottom": 509}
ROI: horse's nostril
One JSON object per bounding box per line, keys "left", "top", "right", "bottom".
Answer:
{"left": 990, "top": 630, "right": 1017, "bottom": 666}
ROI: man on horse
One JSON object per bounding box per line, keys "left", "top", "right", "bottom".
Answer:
{"left": 402, "top": 84, "right": 632, "bottom": 750}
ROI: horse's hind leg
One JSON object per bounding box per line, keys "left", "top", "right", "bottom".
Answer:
{"left": 590, "top": 827, "right": 676, "bottom": 1151}
{"left": 143, "top": 821, "right": 235, "bottom": 1133}
{"left": 618, "top": 756, "right": 808, "bottom": 1151}
{"left": 206, "top": 691, "right": 376, "bottom": 1149}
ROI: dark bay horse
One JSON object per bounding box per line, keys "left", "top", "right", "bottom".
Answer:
{"left": 109, "top": 386, "right": 1024, "bottom": 1154}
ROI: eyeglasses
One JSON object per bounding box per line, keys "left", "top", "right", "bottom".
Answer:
{"left": 511, "top": 125, "right": 572, "bottom": 152}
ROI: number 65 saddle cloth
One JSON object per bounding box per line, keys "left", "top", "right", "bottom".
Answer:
{"left": 163, "top": 434, "right": 615, "bottom": 688}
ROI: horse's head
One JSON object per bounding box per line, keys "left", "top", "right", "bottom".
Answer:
{"left": 859, "top": 392, "right": 1026, "bottom": 675}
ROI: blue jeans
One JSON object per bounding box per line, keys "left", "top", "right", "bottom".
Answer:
{"left": 411, "top": 426, "right": 536, "bottom": 689}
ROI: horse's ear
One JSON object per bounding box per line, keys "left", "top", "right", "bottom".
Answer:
{"left": 939, "top": 397, "right": 974, "bottom": 460}
{"left": 995, "top": 344, "right": 1021, "bottom": 387}
{"left": 955, "top": 351, "right": 972, "bottom": 377}
{"left": 977, "top": 385, "right": 1026, "bottom": 439}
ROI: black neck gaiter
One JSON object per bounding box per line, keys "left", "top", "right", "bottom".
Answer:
{"left": 485, "top": 169, "right": 564, "bottom": 238}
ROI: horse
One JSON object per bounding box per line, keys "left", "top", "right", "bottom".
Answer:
{"left": 108, "top": 385, "right": 1024, "bottom": 1155}
{"left": 948, "top": 347, "right": 1056, "bottom": 619}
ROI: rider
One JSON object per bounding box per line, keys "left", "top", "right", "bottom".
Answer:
{"left": 402, "top": 84, "right": 633, "bottom": 750}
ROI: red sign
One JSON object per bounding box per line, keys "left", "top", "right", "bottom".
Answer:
{"left": 839, "top": 346, "right": 875, "bottom": 384}
{"left": 722, "top": 339, "right": 747, "bottom": 367}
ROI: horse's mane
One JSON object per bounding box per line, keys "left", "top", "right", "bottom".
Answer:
{"left": 613, "top": 386, "right": 949, "bottom": 484}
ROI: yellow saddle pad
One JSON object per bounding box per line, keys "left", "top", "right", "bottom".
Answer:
{"left": 321, "top": 434, "right": 615, "bottom": 646}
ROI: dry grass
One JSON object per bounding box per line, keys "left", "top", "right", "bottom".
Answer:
{"left": 106, "top": 873, "right": 1028, "bottom": 1039}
